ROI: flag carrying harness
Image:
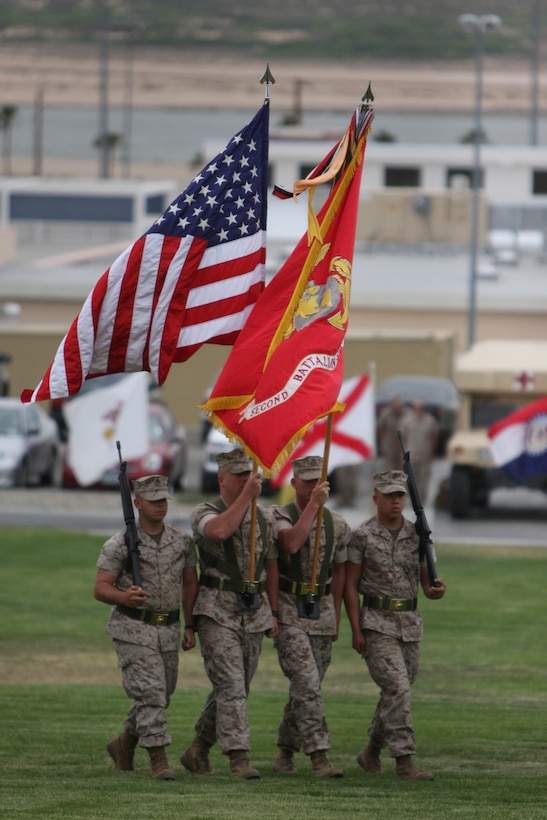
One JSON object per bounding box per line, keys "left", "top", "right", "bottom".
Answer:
{"left": 197, "top": 497, "right": 268, "bottom": 609}
{"left": 278, "top": 502, "right": 335, "bottom": 599}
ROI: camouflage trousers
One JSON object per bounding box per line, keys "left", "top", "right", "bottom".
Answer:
{"left": 274, "top": 625, "right": 332, "bottom": 754}
{"left": 363, "top": 630, "right": 420, "bottom": 758}
{"left": 195, "top": 615, "right": 264, "bottom": 754}
{"left": 115, "top": 639, "right": 178, "bottom": 748}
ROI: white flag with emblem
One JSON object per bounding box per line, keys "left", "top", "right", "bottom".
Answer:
{"left": 64, "top": 372, "right": 149, "bottom": 486}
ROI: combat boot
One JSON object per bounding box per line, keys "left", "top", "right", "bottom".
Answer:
{"left": 272, "top": 747, "right": 297, "bottom": 775}
{"left": 310, "top": 750, "right": 344, "bottom": 778}
{"left": 395, "top": 755, "right": 434, "bottom": 780}
{"left": 356, "top": 741, "right": 383, "bottom": 774}
{"left": 228, "top": 750, "right": 260, "bottom": 779}
{"left": 180, "top": 735, "right": 212, "bottom": 774}
{"left": 147, "top": 746, "right": 176, "bottom": 780}
{"left": 107, "top": 730, "right": 138, "bottom": 771}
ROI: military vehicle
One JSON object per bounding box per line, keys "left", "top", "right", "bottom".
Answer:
{"left": 446, "top": 340, "right": 547, "bottom": 519}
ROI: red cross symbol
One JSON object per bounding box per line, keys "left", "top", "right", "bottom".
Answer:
{"left": 514, "top": 371, "right": 535, "bottom": 391}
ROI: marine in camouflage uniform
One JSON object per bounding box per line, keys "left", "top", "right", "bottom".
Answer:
{"left": 344, "top": 470, "right": 446, "bottom": 781}
{"left": 94, "top": 474, "right": 198, "bottom": 781}
{"left": 377, "top": 395, "right": 408, "bottom": 470}
{"left": 270, "top": 456, "right": 351, "bottom": 779}
{"left": 180, "top": 448, "right": 279, "bottom": 780}
{"left": 400, "top": 399, "right": 439, "bottom": 503}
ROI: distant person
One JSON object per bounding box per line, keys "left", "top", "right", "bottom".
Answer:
{"left": 400, "top": 399, "right": 439, "bottom": 504}
{"left": 94, "top": 475, "right": 198, "bottom": 781}
{"left": 180, "top": 448, "right": 279, "bottom": 780}
{"left": 377, "top": 395, "right": 408, "bottom": 470}
{"left": 344, "top": 470, "right": 446, "bottom": 781}
{"left": 270, "top": 456, "right": 351, "bottom": 778}
{"left": 332, "top": 463, "right": 361, "bottom": 508}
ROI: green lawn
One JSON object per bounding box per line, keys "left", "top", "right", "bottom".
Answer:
{"left": 1, "top": 528, "right": 546, "bottom": 819}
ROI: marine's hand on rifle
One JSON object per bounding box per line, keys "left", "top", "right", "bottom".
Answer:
{"left": 421, "top": 572, "right": 446, "bottom": 599}
{"left": 124, "top": 584, "right": 147, "bottom": 607}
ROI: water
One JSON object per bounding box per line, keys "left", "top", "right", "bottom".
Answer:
{"left": 9, "top": 104, "right": 547, "bottom": 166}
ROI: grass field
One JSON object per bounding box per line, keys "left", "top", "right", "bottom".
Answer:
{"left": 1, "top": 527, "right": 546, "bottom": 819}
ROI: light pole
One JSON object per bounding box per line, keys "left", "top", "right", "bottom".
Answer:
{"left": 458, "top": 13, "right": 502, "bottom": 349}
{"left": 98, "top": 0, "right": 110, "bottom": 179}
{"left": 530, "top": 0, "right": 540, "bottom": 146}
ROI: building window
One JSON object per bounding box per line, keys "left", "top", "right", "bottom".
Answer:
{"left": 532, "top": 170, "right": 547, "bottom": 194}
{"left": 146, "top": 195, "right": 165, "bottom": 215}
{"left": 384, "top": 166, "right": 420, "bottom": 187}
{"left": 299, "top": 164, "right": 316, "bottom": 179}
{"left": 447, "top": 167, "right": 483, "bottom": 189}
{"left": 10, "top": 193, "right": 133, "bottom": 222}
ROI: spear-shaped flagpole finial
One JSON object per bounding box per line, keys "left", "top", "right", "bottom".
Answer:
{"left": 361, "top": 82, "right": 374, "bottom": 105}
{"left": 260, "top": 63, "right": 276, "bottom": 99}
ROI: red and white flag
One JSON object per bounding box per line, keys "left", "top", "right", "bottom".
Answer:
{"left": 203, "top": 103, "right": 374, "bottom": 475}
{"left": 21, "top": 103, "right": 270, "bottom": 403}
{"left": 271, "top": 373, "right": 375, "bottom": 487}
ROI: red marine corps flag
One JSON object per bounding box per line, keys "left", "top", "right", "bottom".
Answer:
{"left": 203, "top": 93, "right": 374, "bottom": 474}
{"left": 21, "top": 101, "right": 270, "bottom": 403}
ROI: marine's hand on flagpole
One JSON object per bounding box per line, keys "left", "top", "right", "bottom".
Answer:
{"left": 308, "top": 481, "right": 330, "bottom": 509}
{"left": 244, "top": 471, "right": 263, "bottom": 501}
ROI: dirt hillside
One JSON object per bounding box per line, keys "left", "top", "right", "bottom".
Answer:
{"left": 0, "top": 44, "right": 540, "bottom": 114}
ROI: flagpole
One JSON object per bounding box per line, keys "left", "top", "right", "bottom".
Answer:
{"left": 308, "top": 413, "right": 334, "bottom": 593}
{"left": 248, "top": 63, "right": 273, "bottom": 583}
{"left": 259, "top": 63, "right": 275, "bottom": 100}
{"left": 249, "top": 462, "right": 259, "bottom": 582}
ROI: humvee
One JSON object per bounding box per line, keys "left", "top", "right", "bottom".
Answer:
{"left": 446, "top": 339, "right": 547, "bottom": 519}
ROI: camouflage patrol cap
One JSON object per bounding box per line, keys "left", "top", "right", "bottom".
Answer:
{"left": 292, "top": 455, "right": 323, "bottom": 480}
{"left": 132, "top": 474, "right": 172, "bottom": 500}
{"left": 373, "top": 470, "right": 407, "bottom": 494}
{"left": 216, "top": 448, "right": 252, "bottom": 474}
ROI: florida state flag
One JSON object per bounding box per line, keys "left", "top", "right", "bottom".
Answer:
{"left": 202, "top": 101, "right": 374, "bottom": 475}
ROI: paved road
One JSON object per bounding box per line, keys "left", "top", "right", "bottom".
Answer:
{"left": 1, "top": 452, "right": 546, "bottom": 547}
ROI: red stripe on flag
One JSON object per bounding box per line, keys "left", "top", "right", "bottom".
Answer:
{"left": 180, "top": 281, "right": 264, "bottom": 330}
{"left": 196, "top": 246, "right": 265, "bottom": 286}
{"left": 107, "top": 239, "right": 147, "bottom": 373}
{"left": 155, "top": 236, "right": 206, "bottom": 383}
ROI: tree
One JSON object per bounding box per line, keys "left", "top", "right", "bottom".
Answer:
{"left": 92, "top": 131, "right": 124, "bottom": 178}
{"left": 0, "top": 105, "right": 18, "bottom": 175}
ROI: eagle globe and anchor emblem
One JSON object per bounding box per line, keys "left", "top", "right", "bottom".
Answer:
{"left": 284, "top": 252, "right": 352, "bottom": 339}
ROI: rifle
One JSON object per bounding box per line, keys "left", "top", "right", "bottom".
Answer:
{"left": 397, "top": 430, "right": 440, "bottom": 588}
{"left": 116, "top": 440, "right": 143, "bottom": 589}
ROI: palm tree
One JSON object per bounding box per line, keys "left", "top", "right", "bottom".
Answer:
{"left": 92, "top": 131, "right": 124, "bottom": 178}
{"left": 0, "top": 105, "right": 18, "bottom": 175}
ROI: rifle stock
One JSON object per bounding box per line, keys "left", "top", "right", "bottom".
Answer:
{"left": 116, "top": 440, "right": 143, "bottom": 589}
{"left": 397, "top": 430, "right": 440, "bottom": 587}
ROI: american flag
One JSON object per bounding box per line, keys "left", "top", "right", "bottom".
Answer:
{"left": 21, "top": 102, "right": 270, "bottom": 403}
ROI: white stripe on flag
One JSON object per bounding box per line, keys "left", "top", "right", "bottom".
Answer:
{"left": 489, "top": 422, "right": 526, "bottom": 466}
{"left": 178, "top": 303, "right": 256, "bottom": 347}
